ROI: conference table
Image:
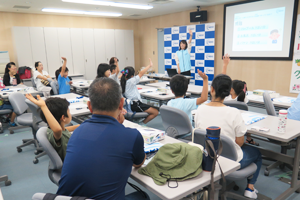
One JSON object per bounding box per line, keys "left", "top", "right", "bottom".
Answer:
{"left": 145, "top": 81, "right": 210, "bottom": 95}
{"left": 0, "top": 84, "right": 41, "bottom": 99}
{"left": 145, "top": 73, "right": 193, "bottom": 81}
{"left": 247, "top": 91, "right": 295, "bottom": 111}
{"left": 137, "top": 85, "right": 191, "bottom": 107}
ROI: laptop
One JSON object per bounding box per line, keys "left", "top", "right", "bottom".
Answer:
{"left": 166, "top": 68, "right": 178, "bottom": 77}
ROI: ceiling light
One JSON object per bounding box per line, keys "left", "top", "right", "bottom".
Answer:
{"left": 62, "top": 0, "right": 153, "bottom": 10}
{"left": 42, "top": 8, "right": 122, "bottom": 17}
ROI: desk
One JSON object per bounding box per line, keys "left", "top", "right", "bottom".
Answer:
{"left": 123, "top": 120, "right": 240, "bottom": 200}
{"left": 145, "top": 73, "right": 193, "bottom": 81}
{"left": 137, "top": 85, "right": 191, "bottom": 107}
{"left": 0, "top": 85, "right": 41, "bottom": 99}
{"left": 247, "top": 92, "right": 294, "bottom": 111}
{"left": 50, "top": 93, "right": 90, "bottom": 117}
{"left": 146, "top": 81, "right": 209, "bottom": 95}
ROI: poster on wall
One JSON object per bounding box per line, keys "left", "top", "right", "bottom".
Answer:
{"left": 164, "top": 23, "right": 215, "bottom": 86}
{"left": 290, "top": 14, "right": 300, "bottom": 93}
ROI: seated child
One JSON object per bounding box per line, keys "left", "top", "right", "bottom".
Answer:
{"left": 26, "top": 94, "right": 79, "bottom": 162}
{"left": 168, "top": 70, "right": 208, "bottom": 126}
{"left": 194, "top": 74, "right": 261, "bottom": 199}
{"left": 109, "top": 57, "right": 120, "bottom": 84}
{"left": 57, "top": 57, "right": 72, "bottom": 94}
{"left": 224, "top": 80, "right": 249, "bottom": 103}
{"left": 96, "top": 64, "right": 111, "bottom": 78}
{"left": 121, "top": 59, "right": 158, "bottom": 124}
{"left": 221, "top": 54, "right": 257, "bottom": 145}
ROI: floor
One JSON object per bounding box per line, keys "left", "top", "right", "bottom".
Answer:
{"left": 0, "top": 106, "right": 300, "bottom": 200}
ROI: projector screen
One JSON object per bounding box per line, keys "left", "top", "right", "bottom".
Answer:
{"left": 223, "top": 0, "right": 298, "bottom": 60}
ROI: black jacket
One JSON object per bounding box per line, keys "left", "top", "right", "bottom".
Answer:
{"left": 3, "top": 73, "right": 22, "bottom": 86}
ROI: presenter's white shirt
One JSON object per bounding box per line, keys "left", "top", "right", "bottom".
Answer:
{"left": 194, "top": 105, "right": 246, "bottom": 162}
{"left": 224, "top": 95, "right": 249, "bottom": 104}
{"left": 34, "top": 70, "right": 49, "bottom": 91}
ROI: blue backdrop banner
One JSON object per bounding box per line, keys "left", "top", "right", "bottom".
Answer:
{"left": 164, "top": 23, "right": 215, "bottom": 86}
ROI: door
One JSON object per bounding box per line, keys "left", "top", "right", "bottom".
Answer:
{"left": 157, "top": 29, "right": 165, "bottom": 74}
{"left": 82, "top": 29, "right": 96, "bottom": 80}
{"left": 115, "top": 29, "right": 126, "bottom": 71}
{"left": 104, "top": 29, "right": 116, "bottom": 63}
{"left": 44, "top": 27, "right": 60, "bottom": 76}
{"left": 94, "top": 29, "right": 106, "bottom": 66}
{"left": 29, "top": 27, "right": 48, "bottom": 72}
{"left": 124, "top": 30, "right": 135, "bottom": 68}
{"left": 70, "top": 28, "right": 85, "bottom": 76}
{"left": 57, "top": 28, "right": 74, "bottom": 74}
{"left": 12, "top": 27, "right": 33, "bottom": 67}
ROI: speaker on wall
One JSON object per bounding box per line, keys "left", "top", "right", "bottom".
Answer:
{"left": 190, "top": 10, "right": 207, "bottom": 22}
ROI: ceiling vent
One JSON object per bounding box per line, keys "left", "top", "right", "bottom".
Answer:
{"left": 149, "top": 0, "right": 175, "bottom": 4}
{"left": 130, "top": 14, "right": 141, "bottom": 17}
{"left": 13, "top": 5, "right": 31, "bottom": 9}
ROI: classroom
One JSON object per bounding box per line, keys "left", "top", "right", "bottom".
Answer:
{"left": 0, "top": 0, "right": 300, "bottom": 199}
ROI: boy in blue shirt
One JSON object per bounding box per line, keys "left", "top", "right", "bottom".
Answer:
{"left": 168, "top": 69, "right": 208, "bottom": 128}
{"left": 287, "top": 93, "right": 300, "bottom": 121}
{"left": 57, "top": 57, "right": 72, "bottom": 94}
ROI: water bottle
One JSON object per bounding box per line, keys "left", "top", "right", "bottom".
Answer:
{"left": 12, "top": 77, "right": 17, "bottom": 86}
{"left": 202, "top": 126, "right": 221, "bottom": 172}
{"left": 278, "top": 110, "right": 288, "bottom": 133}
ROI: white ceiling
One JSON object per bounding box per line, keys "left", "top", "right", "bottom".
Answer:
{"left": 0, "top": 0, "right": 238, "bottom": 19}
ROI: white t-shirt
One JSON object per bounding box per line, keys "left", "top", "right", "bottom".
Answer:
{"left": 34, "top": 70, "right": 49, "bottom": 91}
{"left": 224, "top": 94, "right": 249, "bottom": 104}
{"left": 124, "top": 75, "right": 141, "bottom": 101}
{"left": 194, "top": 105, "right": 247, "bottom": 162}
{"left": 109, "top": 73, "right": 120, "bottom": 85}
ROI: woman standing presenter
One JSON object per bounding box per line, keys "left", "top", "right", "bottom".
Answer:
{"left": 175, "top": 29, "right": 193, "bottom": 76}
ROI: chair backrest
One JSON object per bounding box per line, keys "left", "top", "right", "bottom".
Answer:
{"left": 193, "top": 129, "right": 238, "bottom": 161}
{"left": 25, "top": 99, "right": 42, "bottom": 123}
{"left": 36, "top": 127, "right": 63, "bottom": 171}
{"left": 32, "top": 193, "right": 94, "bottom": 200}
{"left": 263, "top": 92, "right": 276, "bottom": 116}
{"left": 50, "top": 79, "right": 58, "bottom": 95}
{"left": 223, "top": 101, "right": 248, "bottom": 111}
{"left": 31, "top": 76, "right": 37, "bottom": 89}
{"left": 160, "top": 105, "right": 193, "bottom": 138}
{"left": 8, "top": 93, "right": 28, "bottom": 115}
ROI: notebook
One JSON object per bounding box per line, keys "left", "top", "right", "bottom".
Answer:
{"left": 241, "top": 112, "right": 267, "bottom": 125}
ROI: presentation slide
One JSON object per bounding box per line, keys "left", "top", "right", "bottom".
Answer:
{"left": 223, "top": 0, "right": 297, "bottom": 60}
{"left": 233, "top": 7, "right": 285, "bottom": 52}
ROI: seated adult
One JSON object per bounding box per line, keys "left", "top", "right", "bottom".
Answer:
{"left": 33, "top": 61, "right": 53, "bottom": 92}
{"left": 3, "top": 62, "right": 22, "bottom": 86}
{"left": 57, "top": 78, "right": 148, "bottom": 200}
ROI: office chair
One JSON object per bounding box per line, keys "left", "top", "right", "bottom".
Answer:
{"left": 25, "top": 99, "right": 48, "bottom": 164}
{"left": 36, "top": 127, "right": 62, "bottom": 185}
{"left": 0, "top": 109, "right": 14, "bottom": 133}
{"left": 32, "top": 193, "right": 94, "bottom": 200}
{"left": 31, "top": 77, "right": 37, "bottom": 89}
{"left": 0, "top": 175, "right": 11, "bottom": 186}
{"left": 160, "top": 105, "right": 192, "bottom": 141}
{"left": 262, "top": 92, "right": 296, "bottom": 176}
{"left": 193, "top": 129, "right": 260, "bottom": 200}
{"left": 223, "top": 101, "right": 249, "bottom": 111}
{"left": 8, "top": 93, "right": 41, "bottom": 153}
{"left": 123, "top": 98, "right": 149, "bottom": 121}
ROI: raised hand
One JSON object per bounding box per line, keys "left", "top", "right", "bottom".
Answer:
{"left": 25, "top": 94, "right": 46, "bottom": 108}
{"left": 222, "top": 53, "right": 230, "bottom": 66}
{"left": 197, "top": 69, "right": 208, "bottom": 80}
